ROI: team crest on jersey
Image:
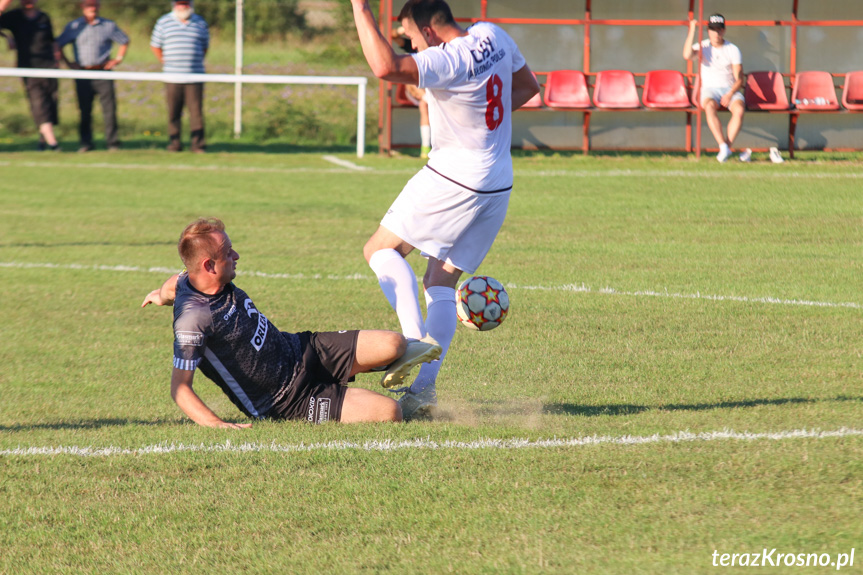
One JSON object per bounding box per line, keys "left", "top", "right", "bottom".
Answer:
{"left": 244, "top": 298, "right": 269, "bottom": 351}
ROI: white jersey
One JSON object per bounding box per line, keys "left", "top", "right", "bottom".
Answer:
{"left": 692, "top": 39, "right": 742, "bottom": 90}
{"left": 413, "top": 22, "right": 526, "bottom": 193}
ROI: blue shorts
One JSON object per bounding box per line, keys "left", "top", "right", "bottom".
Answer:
{"left": 701, "top": 86, "right": 745, "bottom": 107}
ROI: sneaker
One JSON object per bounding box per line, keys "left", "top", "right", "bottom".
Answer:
{"left": 738, "top": 148, "right": 752, "bottom": 162}
{"left": 380, "top": 335, "right": 441, "bottom": 389}
{"left": 716, "top": 146, "right": 731, "bottom": 163}
{"left": 420, "top": 145, "right": 431, "bottom": 159}
{"left": 78, "top": 145, "right": 94, "bottom": 153}
{"left": 397, "top": 386, "right": 437, "bottom": 421}
{"left": 769, "top": 147, "right": 785, "bottom": 164}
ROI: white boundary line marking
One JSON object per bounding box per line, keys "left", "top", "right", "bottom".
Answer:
{"left": 2, "top": 261, "right": 860, "bottom": 310}
{"left": 321, "top": 155, "right": 371, "bottom": 171}
{"left": 2, "top": 428, "right": 860, "bottom": 457}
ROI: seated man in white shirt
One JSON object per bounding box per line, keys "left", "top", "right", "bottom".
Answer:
{"left": 683, "top": 13, "right": 750, "bottom": 163}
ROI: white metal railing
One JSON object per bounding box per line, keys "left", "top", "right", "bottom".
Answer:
{"left": 0, "top": 67, "right": 368, "bottom": 158}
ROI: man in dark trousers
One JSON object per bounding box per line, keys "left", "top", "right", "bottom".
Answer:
{"left": 0, "top": 0, "right": 62, "bottom": 151}
{"left": 150, "top": 0, "right": 209, "bottom": 153}
{"left": 56, "top": 0, "right": 129, "bottom": 152}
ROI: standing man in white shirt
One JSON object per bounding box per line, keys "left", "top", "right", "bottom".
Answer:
{"left": 350, "top": 0, "right": 540, "bottom": 419}
{"left": 684, "top": 13, "right": 750, "bottom": 163}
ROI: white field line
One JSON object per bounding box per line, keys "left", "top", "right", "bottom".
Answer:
{"left": 2, "top": 261, "right": 860, "bottom": 311}
{"left": 321, "top": 155, "right": 371, "bottom": 171}
{"left": 2, "top": 428, "right": 861, "bottom": 458}
{"left": 2, "top": 159, "right": 863, "bottom": 179}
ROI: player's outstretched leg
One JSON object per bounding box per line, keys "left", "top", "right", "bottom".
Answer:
{"left": 397, "top": 285, "right": 457, "bottom": 420}
{"left": 380, "top": 335, "right": 441, "bottom": 389}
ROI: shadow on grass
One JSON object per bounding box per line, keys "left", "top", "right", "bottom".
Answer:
{"left": 0, "top": 139, "right": 363, "bottom": 155}
{"left": 544, "top": 395, "right": 863, "bottom": 417}
{"left": 0, "top": 418, "right": 188, "bottom": 432}
{"left": 0, "top": 240, "right": 175, "bottom": 249}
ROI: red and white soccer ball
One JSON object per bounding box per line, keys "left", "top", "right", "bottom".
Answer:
{"left": 456, "top": 275, "right": 509, "bottom": 331}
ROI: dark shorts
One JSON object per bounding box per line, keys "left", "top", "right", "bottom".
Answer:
{"left": 269, "top": 330, "right": 359, "bottom": 424}
{"left": 23, "top": 77, "right": 58, "bottom": 126}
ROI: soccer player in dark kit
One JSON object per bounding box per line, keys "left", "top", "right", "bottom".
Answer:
{"left": 142, "top": 218, "right": 441, "bottom": 427}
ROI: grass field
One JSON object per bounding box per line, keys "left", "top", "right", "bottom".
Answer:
{"left": 1, "top": 150, "right": 861, "bottom": 574}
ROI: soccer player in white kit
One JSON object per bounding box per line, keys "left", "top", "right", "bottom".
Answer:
{"left": 350, "top": 0, "right": 540, "bottom": 418}
{"left": 683, "top": 13, "right": 749, "bottom": 163}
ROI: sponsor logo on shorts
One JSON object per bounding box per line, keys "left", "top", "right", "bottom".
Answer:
{"left": 317, "top": 398, "right": 331, "bottom": 423}
{"left": 307, "top": 396, "right": 331, "bottom": 424}
{"left": 175, "top": 331, "right": 204, "bottom": 347}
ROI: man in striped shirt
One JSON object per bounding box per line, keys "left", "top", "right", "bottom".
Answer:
{"left": 56, "top": 0, "right": 129, "bottom": 152}
{"left": 150, "top": 0, "right": 209, "bottom": 152}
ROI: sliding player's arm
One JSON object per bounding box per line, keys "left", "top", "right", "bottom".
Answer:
{"left": 170, "top": 367, "right": 252, "bottom": 429}
{"left": 512, "top": 64, "right": 540, "bottom": 110}
{"left": 141, "top": 274, "right": 179, "bottom": 307}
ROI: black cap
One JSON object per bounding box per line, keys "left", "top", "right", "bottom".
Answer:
{"left": 708, "top": 13, "right": 726, "bottom": 30}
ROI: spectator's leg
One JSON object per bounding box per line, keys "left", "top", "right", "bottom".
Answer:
{"left": 187, "top": 83, "right": 206, "bottom": 152}
{"left": 166, "top": 83, "right": 184, "bottom": 151}
{"left": 95, "top": 79, "right": 120, "bottom": 149}
{"left": 702, "top": 99, "right": 726, "bottom": 147}
{"left": 26, "top": 78, "right": 59, "bottom": 148}
{"left": 726, "top": 99, "right": 745, "bottom": 148}
{"left": 76, "top": 78, "right": 95, "bottom": 150}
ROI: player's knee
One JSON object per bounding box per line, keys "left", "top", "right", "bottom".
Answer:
{"left": 385, "top": 331, "right": 408, "bottom": 359}
{"left": 363, "top": 240, "right": 376, "bottom": 264}
{"left": 387, "top": 398, "right": 404, "bottom": 422}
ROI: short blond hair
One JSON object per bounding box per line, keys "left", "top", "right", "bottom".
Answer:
{"left": 178, "top": 218, "right": 226, "bottom": 269}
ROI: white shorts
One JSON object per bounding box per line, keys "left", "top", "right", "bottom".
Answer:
{"left": 380, "top": 167, "right": 510, "bottom": 275}
{"left": 701, "top": 85, "right": 745, "bottom": 107}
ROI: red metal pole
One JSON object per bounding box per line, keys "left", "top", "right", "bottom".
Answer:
{"left": 788, "top": 0, "right": 798, "bottom": 158}
{"left": 584, "top": 0, "right": 591, "bottom": 154}
{"left": 695, "top": 0, "right": 703, "bottom": 159}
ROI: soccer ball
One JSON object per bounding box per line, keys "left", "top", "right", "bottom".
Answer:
{"left": 456, "top": 275, "right": 509, "bottom": 331}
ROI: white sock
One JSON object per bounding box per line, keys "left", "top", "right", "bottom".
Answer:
{"left": 719, "top": 143, "right": 730, "bottom": 155}
{"left": 411, "top": 286, "right": 456, "bottom": 393}
{"left": 420, "top": 125, "right": 431, "bottom": 148}
{"left": 368, "top": 249, "right": 425, "bottom": 339}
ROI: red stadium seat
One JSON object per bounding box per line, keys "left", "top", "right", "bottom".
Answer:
{"left": 745, "top": 71, "right": 790, "bottom": 110}
{"left": 841, "top": 71, "right": 863, "bottom": 111}
{"left": 791, "top": 71, "right": 840, "bottom": 110}
{"left": 642, "top": 70, "right": 691, "bottom": 109}
{"left": 593, "top": 70, "right": 640, "bottom": 109}
{"left": 543, "top": 70, "right": 591, "bottom": 109}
